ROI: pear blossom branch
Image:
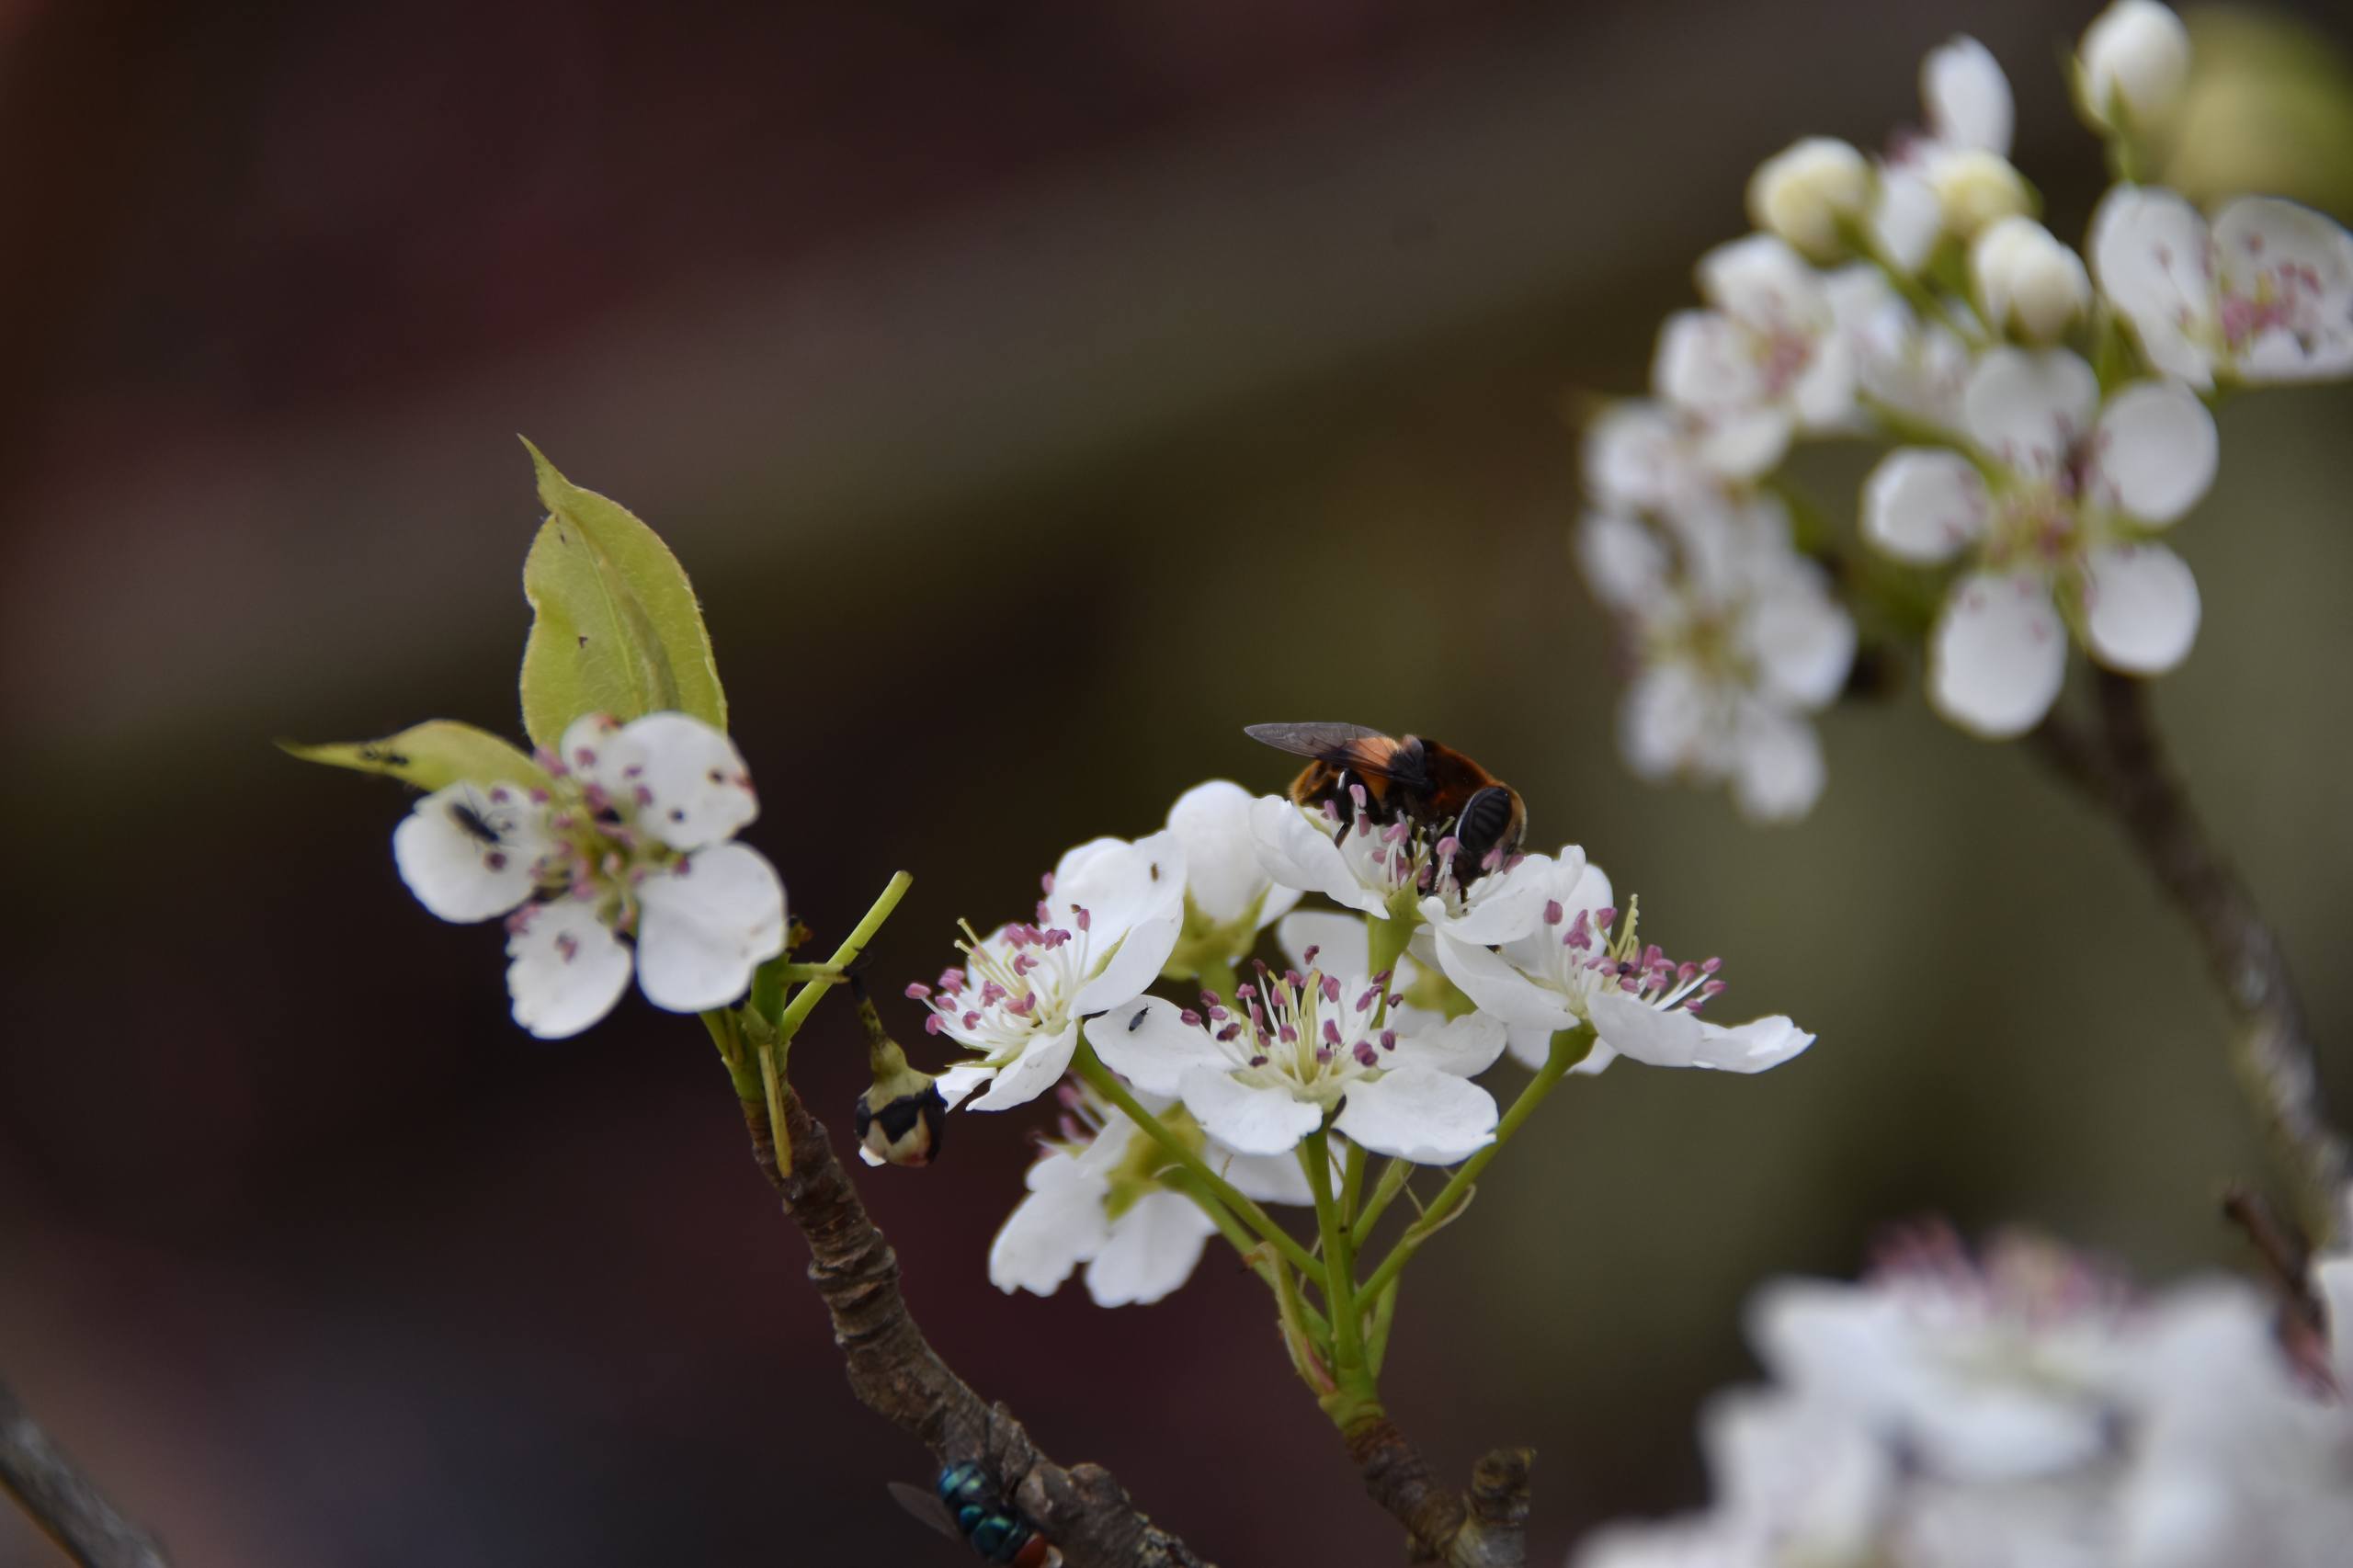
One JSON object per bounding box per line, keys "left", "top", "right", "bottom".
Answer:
{"left": 736, "top": 1076, "right": 1216, "bottom": 1568}
{"left": 0, "top": 1379, "right": 171, "bottom": 1568}
{"left": 2030, "top": 670, "right": 2351, "bottom": 1249}
{"left": 1344, "top": 1415, "right": 1530, "bottom": 1568}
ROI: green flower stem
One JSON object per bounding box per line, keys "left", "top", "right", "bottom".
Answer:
{"left": 1349, "top": 1156, "right": 1412, "bottom": 1247}
{"left": 1357, "top": 1025, "right": 1589, "bottom": 1305}
{"left": 702, "top": 1008, "right": 760, "bottom": 1102}
{"left": 1366, "top": 901, "right": 1415, "bottom": 1027}
{"left": 1302, "top": 1131, "right": 1370, "bottom": 1395}
{"left": 1173, "top": 1173, "right": 1332, "bottom": 1343}
{"left": 1196, "top": 956, "right": 1241, "bottom": 1005}
{"left": 774, "top": 871, "right": 913, "bottom": 1045}
{"left": 1364, "top": 1275, "right": 1401, "bottom": 1378}
{"left": 1072, "top": 1042, "right": 1324, "bottom": 1278}
{"left": 1340, "top": 1140, "right": 1368, "bottom": 1222}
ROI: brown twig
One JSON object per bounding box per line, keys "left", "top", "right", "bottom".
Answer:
{"left": 1345, "top": 1414, "right": 1530, "bottom": 1567}
{"left": 0, "top": 1380, "right": 171, "bottom": 1568}
{"left": 2029, "top": 670, "right": 2351, "bottom": 1249}
{"left": 740, "top": 1080, "right": 1216, "bottom": 1568}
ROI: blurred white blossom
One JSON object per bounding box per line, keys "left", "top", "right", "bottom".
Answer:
{"left": 1577, "top": 1226, "right": 2353, "bottom": 1568}
{"left": 2076, "top": 1, "right": 2193, "bottom": 138}
{"left": 1862, "top": 347, "right": 2214, "bottom": 736}
{"left": 2093, "top": 187, "right": 2353, "bottom": 388}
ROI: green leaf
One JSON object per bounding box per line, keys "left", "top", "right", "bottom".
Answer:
{"left": 517, "top": 439, "right": 727, "bottom": 751}
{"left": 279, "top": 720, "right": 551, "bottom": 793}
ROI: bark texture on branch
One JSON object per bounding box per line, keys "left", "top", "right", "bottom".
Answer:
{"left": 742, "top": 1085, "right": 1217, "bottom": 1568}
{"left": 0, "top": 1380, "right": 171, "bottom": 1568}
{"left": 1345, "top": 1414, "right": 1530, "bottom": 1567}
{"left": 2030, "top": 670, "right": 2351, "bottom": 1248}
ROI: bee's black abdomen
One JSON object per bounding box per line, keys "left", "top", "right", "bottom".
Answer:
{"left": 1454, "top": 786, "right": 1518, "bottom": 867}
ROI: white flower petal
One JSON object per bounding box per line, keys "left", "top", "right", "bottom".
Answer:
{"left": 1654, "top": 311, "right": 1766, "bottom": 415}
{"left": 1214, "top": 1143, "right": 1315, "bottom": 1205}
{"left": 1790, "top": 336, "right": 1857, "bottom": 428}
{"left": 2212, "top": 196, "right": 2353, "bottom": 382}
{"left": 1389, "top": 1011, "right": 1508, "bottom": 1080}
{"left": 1086, "top": 1191, "right": 1217, "bottom": 1307}
{"left": 988, "top": 1153, "right": 1109, "bottom": 1297}
{"left": 1620, "top": 664, "right": 1719, "bottom": 782}
{"left": 1691, "top": 1015, "right": 1815, "bottom": 1074}
{"left": 1577, "top": 512, "right": 1670, "bottom": 610}
{"left": 1166, "top": 779, "right": 1293, "bottom": 927}
{"left": 619, "top": 712, "right": 758, "bottom": 851}
{"left": 1587, "top": 988, "right": 1711, "bottom": 1069}
{"left": 1056, "top": 830, "right": 1187, "bottom": 953}
{"left": 1929, "top": 573, "right": 2069, "bottom": 738}
{"left": 1421, "top": 850, "right": 1562, "bottom": 948}
{"left": 393, "top": 783, "right": 547, "bottom": 923}
{"left": 1177, "top": 1068, "right": 1324, "bottom": 1156}
{"left": 1872, "top": 168, "right": 1944, "bottom": 275}
{"left": 1745, "top": 567, "right": 1856, "bottom": 709}
{"left": 1924, "top": 35, "right": 2013, "bottom": 155}
{"left": 1962, "top": 348, "right": 2100, "bottom": 480}
{"left": 1084, "top": 998, "right": 1230, "bottom": 1097}
{"left": 935, "top": 1062, "right": 995, "bottom": 1110}
{"left": 1699, "top": 234, "right": 1823, "bottom": 328}
{"left": 2091, "top": 381, "right": 2216, "bottom": 524}
{"left": 2082, "top": 544, "right": 2200, "bottom": 675}
{"left": 1335, "top": 1066, "right": 1498, "bottom": 1165}
{"left": 1071, "top": 910, "right": 1184, "bottom": 1016}
{"left": 1694, "top": 409, "right": 1793, "bottom": 480}
{"left": 1433, "top": 933, "right": 1578, "bottom": 1039}
{"left": 506, "top": 900, "right": 634, "bottom": 1040}
{"left": 633, "top": 842, "right": 788, "bottom": 1013}
{"left": 1275, "top": 909, "right": 1372, "bottom": 977}
{"left": 2317, "top": 1255, "right": 2353, "bottom": 1392}
{"left": 969, "top": 1023, "right": 1081, "bottom": 1111}
{"left": 2091, "top": 186, "right": 2219, "bottom": 388}
{"left": 1248, "top": 794, "right": 1391, "bottom": 916}
{"left": 1731, "top": 706, "right": 1826, "bottom": 824}
{"left": 557, "top": 713, "right": 631, "bottom": 790}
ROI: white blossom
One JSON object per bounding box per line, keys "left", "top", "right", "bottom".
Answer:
{"left": 988, "top": 1084, "right": 1308, "bottom": 1308}
{"left": 916, "top": 832, "right": 1186, "bottom": 1112}
{"left": 1826, "top": 267, "right": 1974, "bottom": 438}
{"left": 1578, "top": 497, "right": 1853, "bottom": 822}
{"left": 1971, "top": 218, "right": 2093, "bottom": 344}
{"left": 1654, "top": 235, "right": 1856, "bottom": 473}
{"left": 1577, "top": 1227, "right": 2353, "bottom": 1568}
{"left": 392, "top": 710, "right": 785, "bottom": 1039}
{"left": 1862, "top": 347, "right": 2216, "bottom": 736}
{"left": 2076, "top": 2, "right": 2192, "bottom": 137}
{"left": 1162, "top": 780, "right": 1301, "bottom": 975}
{"left": 1084, "top": 910, "right": 1506, "bottom": 1164}
{"left": 1872, "top": 37, "right": 2020, "bottom": 268}
{"left": 1747, "top": 138, "right": 1872, "bottom": 262}
{"left": 2092, "top": 187, "right": 2353, "bottom": 389}
{"left": 1430, "top": 846, "right": 1813, "bottom": 1076}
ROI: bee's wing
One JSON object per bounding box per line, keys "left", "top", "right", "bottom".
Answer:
{"left": 887, "top": 1481, "right": 965, "bottom": 1544}
{"left": 1243, "top": 722, "right": 1390, "bottom": 763}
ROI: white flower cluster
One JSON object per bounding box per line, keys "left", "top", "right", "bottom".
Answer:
{"left": 1575, "top": 1224, "right": 2353, "bottom": 1568}
{"left": 924, "top": 776, "right": 1814, "bottom": 1305}
{"left": 1577, "top": 2, "right": 2353, "bottom": 815}
{"left": 393, "top": 711, "right": 786, "bottom": 1039}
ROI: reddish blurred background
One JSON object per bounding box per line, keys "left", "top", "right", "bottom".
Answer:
{"left": 5, "top": 2, "right": 2353, "bottom": 1563}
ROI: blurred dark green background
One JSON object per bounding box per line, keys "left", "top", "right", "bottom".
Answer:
{"left": 3, "top": 3, "right": 2351, "bottom": 1563}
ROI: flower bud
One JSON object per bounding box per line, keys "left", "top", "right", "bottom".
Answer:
{"left": 2076, "top": 1, "right": 2192, "bottom": 135}
{"left": 1970, "top": 218, "right": 2092, "bottom": 343}
{"left": 1927, "top": 150, "right": 2032, "bottom": 240}
{"left": 855, "top": 1075, "right": 948, "bottom": 1168}
{"left": 1746, "top": 138, "right": 1871, "bottom": 261}
{"left": 849, "top": 979, "right": 948, "bottom": 1167}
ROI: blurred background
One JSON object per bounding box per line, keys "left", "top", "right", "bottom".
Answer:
{"left": 5, "top": 2, "right": 2353, "bottom": 1563}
